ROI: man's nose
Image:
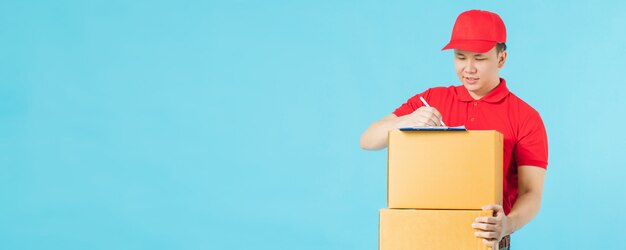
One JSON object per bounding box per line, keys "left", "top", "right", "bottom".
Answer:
{"left": 464, "top": 60, "right": 477, "bottom": 73}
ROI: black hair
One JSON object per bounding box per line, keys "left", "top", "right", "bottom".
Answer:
{"left": 496, "top": 43, "right": 507, "bottom": 53}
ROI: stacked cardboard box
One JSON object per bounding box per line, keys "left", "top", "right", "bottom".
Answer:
{"left": 380, "top": 130, "right": 503, "bottom": 250}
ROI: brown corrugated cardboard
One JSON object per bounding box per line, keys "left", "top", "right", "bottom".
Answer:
{"left": 379, "top": 208, "right": 494, "bottom": 250}
{"left": 387, "top": 130, "right": 503, "bottom": 209}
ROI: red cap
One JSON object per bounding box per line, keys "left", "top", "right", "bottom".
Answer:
{"left": 442, "top": 10, "right": 506, "bottom": 53}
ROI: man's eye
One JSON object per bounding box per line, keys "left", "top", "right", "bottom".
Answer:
{"left": 457, "top": 57, "right": 466, "bottom": 60}
{"left": 476, "top": 58, "right": 485, "bottom": 61}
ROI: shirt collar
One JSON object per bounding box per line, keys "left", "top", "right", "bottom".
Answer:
{"left": 455, "top": 78, "right": 510, "bottom": 103}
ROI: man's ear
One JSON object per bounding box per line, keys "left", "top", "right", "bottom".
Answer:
{"left": 498, "top": 51, "right": 508, "bottom": 68}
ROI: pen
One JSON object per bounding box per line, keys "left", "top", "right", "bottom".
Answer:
{"left": 419, "top": 96, "right": 447, "bottom": 127}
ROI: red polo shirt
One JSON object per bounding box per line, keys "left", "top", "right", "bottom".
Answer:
{"left": 392, "top": 78, "right": 548, "bottom": 215}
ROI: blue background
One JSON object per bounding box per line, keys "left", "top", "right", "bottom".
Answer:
{"left": 1, "top": 0, "right": 625, "bottom": 249}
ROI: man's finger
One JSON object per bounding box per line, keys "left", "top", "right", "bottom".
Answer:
{"left": 475, "top": 216, "right": 497, "bottom": 224}
{"left": 482, "top": 239, "right": 498, "bottom": 248}
{"left": 472, "top": 222, "right": 496, "bottom": 231}
{"left": 474, "top": 231, "right": 497, "bottom": 239}
{"left": 429, "top": 116, "right": 442, "bottom": 126}
{"left": 415, "top": 113, "right": 437, "bottom": 126}
{"left": 416, "top": 110, "right": 441, "bottom": 126}
{"left": 423, "top": 107, "right": 442, "bottom": 121}
{"left": 482, "top": 204, "right": 504, "bottom": 216}
{"left": 481, "top": 204, "right": 502, "bottom": 211}
{"left": 431, "top": 108, "right": 443, "bottom": 121}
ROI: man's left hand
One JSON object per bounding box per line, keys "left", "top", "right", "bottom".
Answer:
{"left": 472, "top": 204, "right": 512, "bottom": 248}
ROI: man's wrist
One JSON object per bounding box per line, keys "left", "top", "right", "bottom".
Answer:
{"left": 505, "top": 214, "right": 517, "bottom": 236}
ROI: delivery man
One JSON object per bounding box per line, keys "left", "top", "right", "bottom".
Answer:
{"left": 360, "top": 10, "right": 548, "bottom": 249}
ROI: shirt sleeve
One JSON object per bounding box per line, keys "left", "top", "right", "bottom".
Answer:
{"left": 515, "top": 110, "right": 549, "bottom": 169}
{"left": 392, "top": 89, "right": 431, "bottom": 117}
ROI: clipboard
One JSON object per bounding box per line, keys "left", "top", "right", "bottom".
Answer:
{"left": 399, "top": 125, "right": 467, "bottom": 131}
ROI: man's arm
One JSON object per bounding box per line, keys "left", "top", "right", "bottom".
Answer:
{"left": 473, "top": 165, "right": 546, "bottom": 247}
{"left": 360, "top": 108, "right": 444, "bottom": 151}
{"left": 359, "top": 114, "right": 400, "bottom": 151}
{"left": 506, "top": 165, "right": 546, "bottom": 234}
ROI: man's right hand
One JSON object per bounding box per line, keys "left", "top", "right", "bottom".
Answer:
{"left": 360, "top": 107, "right": 444, "bottom": 150}
{"left": 395, "top": 106, "right": 444, "bottom": 128}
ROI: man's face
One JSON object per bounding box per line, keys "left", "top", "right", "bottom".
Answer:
{"left": 454, "top": 46, "right": 507, "bottom": 99}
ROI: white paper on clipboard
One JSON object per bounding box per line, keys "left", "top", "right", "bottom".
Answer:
{"left": 399, "top": 125, "right": 467, "bottom": 131}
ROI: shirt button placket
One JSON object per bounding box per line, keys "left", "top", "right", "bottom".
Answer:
{"left": 470, "top": 102, "right": 478, "bottom": 123}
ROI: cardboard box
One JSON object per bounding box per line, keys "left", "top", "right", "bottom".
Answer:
{"left": 379, "top": 208, "right": 494, "bottom": 250}
{"left": 388, "top": 130, "right": 503, "bottom": 209}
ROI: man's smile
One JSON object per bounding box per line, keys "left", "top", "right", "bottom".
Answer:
{"left": 464, "top": 76, "right": 479, "bottom": 84}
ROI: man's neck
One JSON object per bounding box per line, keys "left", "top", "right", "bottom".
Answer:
{"left": 468, "top": 79, "right": 501, "bottom": 100}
